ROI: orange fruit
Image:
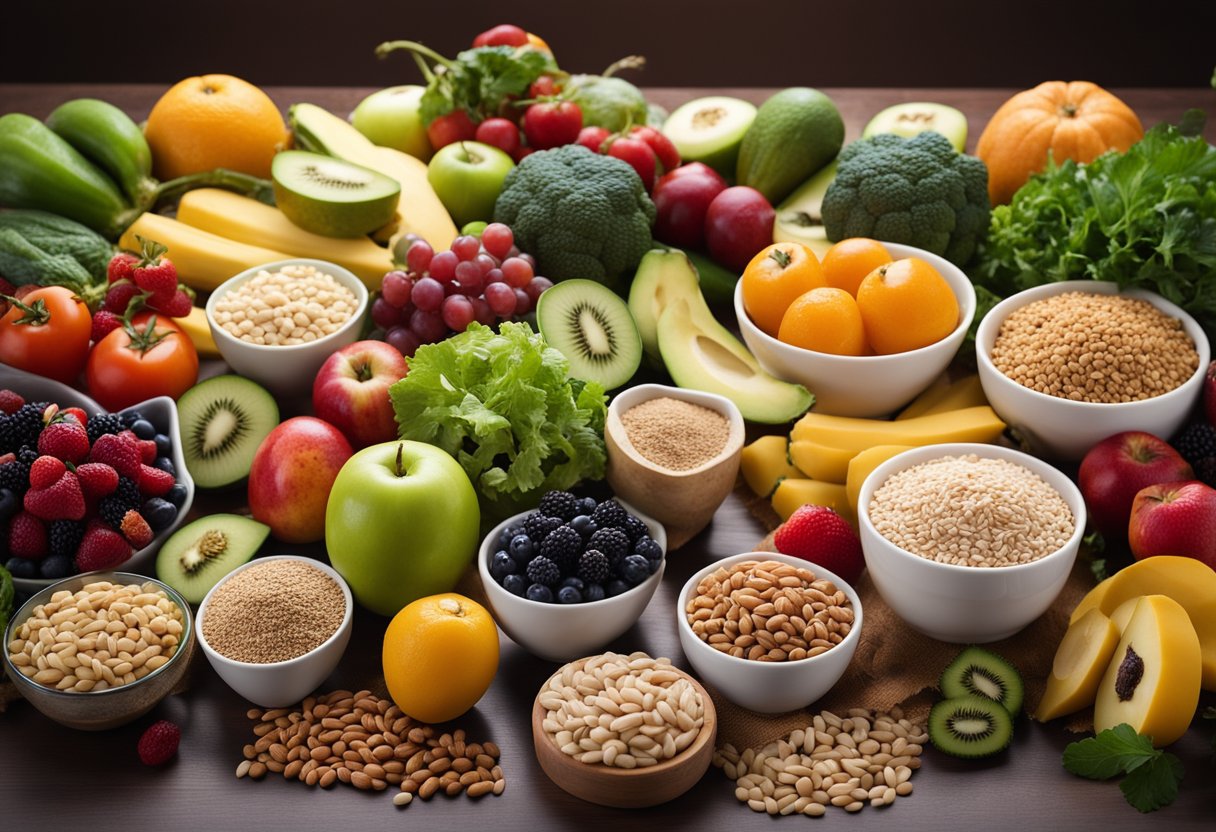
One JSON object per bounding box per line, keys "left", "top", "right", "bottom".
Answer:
{"left": 144, "top": 74, "right": 288, "bottom": 180}
{"left": 741, "top": 242, "right": 826, "bottom": 336}
{"left": 777, "top": 287, "right": 868, "bottom": 356}
{"left": 382, "top": 593, "right": 499, "bottom": 723}
{"left": 821, "top": 237, "right": 894, "bottom": 297}
{"left": 856, "top": 258, "right": 959, "bottom": 354}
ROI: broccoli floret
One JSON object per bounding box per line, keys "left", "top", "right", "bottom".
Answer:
{"left": 493, "top": 145, "right": 656, "bottom": 289}
{"left": 822, "top": 132, "right": 991, "bottom": 266}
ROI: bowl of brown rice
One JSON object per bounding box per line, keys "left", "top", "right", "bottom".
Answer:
{"left": 856, "top": 443, "right": 1085, "bottom": 643}
{"left": 975, "top": 281, "right": 1208, "bottom": 460}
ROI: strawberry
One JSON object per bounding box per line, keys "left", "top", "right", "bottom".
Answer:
{"left": 75, "top": 525, "right": 131, "bottom": 572}
{"left": 137, "top": 464, "right": 175, "bottom": 497}
{"left": 37, "top": 420, "right": 90, "bottom": 463}
{"left": 121, "top": 431, "right": 157, "bottom": 464}
{"left": 88, "top": 433, "right": 142, "bottom": 479}
{"left": 76, "top": 462, "right": 119, "bottom": 498}
{"left": 28, "top": 455, "right": 65, "bottom": 489}
{"left": 102, "top": 280, "right": 144, "bottom": 315}
{"left": 130, "top": 237, "right": 178, "bottom": 296}
{"left": 107, "top": 251, "right": 139, "bottom": 284}
{"left": 9, "top": 510, "right": 48, "bottom": 558}
{"left": 137, "top": 720, "right": 181, "bottom": 766}
{"left": 772, "top": 505, "right": 865, "bottom": 585}
{"left": 24, "top": 462, "right": 85, "bottom": 521}
{"left": 60, "top": 407, "right": 88, "bottom": 427}
{"left": 119, "top": 509, "right": 153, "bottom": 548}
{"left": 147, "top": 288, "right": 193, "bottom": 318}
{"left": 91, "top": 309, "right": 125, "bottom": 343}
{"left": 0, "top": 389, "right": 25, "bottom": 414}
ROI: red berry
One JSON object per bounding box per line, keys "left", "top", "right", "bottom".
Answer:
{"left": 523, "top": 101, "right": 583, "bottom": 151}
{"left": 75, "top": 525, "right": 132, "bottom": 572}
{"left": 577, "top": 126, "right": 611, "bottom": 154}
{"left": 24, "top": 463, "right": 85, "bottom": 521}
{"left": 528, "top": 74, "right": 562, "bottom": 99}
{"left": 119, "top": 431, "right": 157, "bottom": 464}
{"left": 76, "top": 462, "right": 120, "bottom": 498}
{"left": 472, "top": 23, "right": 530, "bottom": 48}
{"left": 606, "top": 137, "right": 657, "bottom": 192}
{"left": 426, "top": 110, "right": 476, "bottom": 151}
{"left": 137, "top": 464, "right": 176, "bottom": 497}
{"left": 120, "top": 509, "right": 154, "bottom": 549}
{"left": 772, "top": 505, "right": 864, "bottom": 585}
{"left": 474, "top": 118, "right": 522, "bottom": 159}
{"left": 28, "top": 455, "right": 66, "bottom": 489}
{"left": 137, "top": 720, "right": 181, "bottom": 767}
{"left": 131, "top": 237, "right": 178, "bottom": 296}
{"left": 9, "top": 511, "right": 48, "bottom": 559}
{"left": 91, "top": 310, "right": 124, "bottom": 343}
{"left": 630, "top": 126, "right": 681, "bottom": 173}
{"left": 60, "top": 407, "right": 88, "bottom": 427}
{"left": 107, "top": 252, "right": 139, "bottom": 284}
{"left": 147, "top": 288, "right": 193, "bottom": 318}
{"left": 88, "top": 433, "right": 143, "bottom": 479}
{"left": 0, "top": 389, "right": 25, "bottom": 414}
{"left": 103, "top": 280, "right": 144, "bottom": 315}
{"left": 38, "top": 421, "right": 91, "bottom": 463}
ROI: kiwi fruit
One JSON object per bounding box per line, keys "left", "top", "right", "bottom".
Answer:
{"left": 940, "top": 646, "right": 1025, "bottom": 716}
{"left": 928, "top": 695, "right": 1013, "bottom": 759}
{"left": 177, "top": 375, "right": 279, "bottom": 489}
{"left": 156, "top": 514, "right": 270, "bottom": 604}
{"left": 536, "top": 278, "right": 642, "bottom": 390}
{"left": 272, "top": 150, "right": 400, "bottom": 237}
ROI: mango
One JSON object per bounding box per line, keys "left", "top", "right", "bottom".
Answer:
{"left": 741, "top": 435, "right": 804, "bottom": 499}
{"left": 896, "top": 375, "right": 987, "bottom": 420}
{"left": 1035, "top": 608, "right": 1121, "bottom": 722}
{"left": 846, "top": 445, "right": 914, "bottom": 517}
{"left": 772, "top": 478, "right": 851, "bottom": 524}
{"left": 791, "top": 406, "right": 1006, "bottom": 456}
{"left": 788, "top": 439, "right": 853, "bottom": 484}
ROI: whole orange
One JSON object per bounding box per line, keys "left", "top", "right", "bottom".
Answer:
{"left": 741, "top": 242, "right": 826, "bottom": 337}
{"left": 821, "top": 237, "right": 893, "bottom": 297}
{"left": 856, "top": 258, "right": 959, "bottom": 354}
{"left": 144, "top": 74, "right": 288, "bottom": 180}
{"left": 777, "top": 287, "right": 868, "bottom": 356}
{"left": 382, "top": 593, "right": 499, "bottom": 724}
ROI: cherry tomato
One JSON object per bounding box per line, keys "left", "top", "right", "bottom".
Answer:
{"left": 472, "top": 24, "right": 530, "bottom": 48}
{"left": 522, "top": 101, "right": 583, "bottom": 150}
{"left": 426, "top": 110, "right": 477, "bottom": 151}
{"left": 475, "top": 117, "right": 522, "bottom": 158}
{"left": 529, "top": 75, "right": 562, "bottom": 99}
{"left": 86, "top": 313, "right": 198, "bottom": 411}
{"left": 606, "top": 137, "right": 657, "bottom": 192}
{"left": 630, "top": 126, "right": 682, "bottom": 174}
{"left": 0, "top": 286, "right": 92, "bottom": 384}
{"left": 576, "top": 126, "right": 611, "bottom": 154}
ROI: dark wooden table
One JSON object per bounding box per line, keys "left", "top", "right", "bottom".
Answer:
{"left": 2, "top": 85, "right": 1214, "bottom": 831}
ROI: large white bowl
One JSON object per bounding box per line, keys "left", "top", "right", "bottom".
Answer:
{"left": 195, "top": 555, "right": 353, "bottom": 707}
{"left": 478, "top": 502, "right": 666, "bottom": 663}
{"left": 676, "top": 552, "right": 862, "bottom": 714}
{"left": 975, "top": 280, "right": 1209, "bottom": 461}
{"left": 205, "top": 258, "right": 369, "bottom": 397}
{"left": 857, "top": 443, "right": 1086, "bottom": 643}
{"left": 735, "top": 242, "right": 976, "bottom": 417}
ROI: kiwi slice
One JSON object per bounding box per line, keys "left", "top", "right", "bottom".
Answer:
{"left": 156, "top": 514, "right": 270, "bottom": 604}
{"left": 536, "top": 279, "right": 643, "bottom": 390}
{"left": 939, "top": 646, "right": 1025, "bottom": 717}
{"left": 928, "top": 695, "right": 1013, "bottom": 759}
{"left": 177, "top": 375, "right": 279, "bottom": 489}
{"left": 272, "top": 150, "right": 400, "bottom": 237}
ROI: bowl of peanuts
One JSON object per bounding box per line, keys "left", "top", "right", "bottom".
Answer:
{"left": 205, "top": 258, "right": 370, "bottom": 396}
{"left": 2, "top": 572, "right": 195, "bottom": 730}
{"left": 677, "top": 553, "right": 863, "bottom": 714}
{"left": 975, "top": 280, "right": 1209, "bottom": 460}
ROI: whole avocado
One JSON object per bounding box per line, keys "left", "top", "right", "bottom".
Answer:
{"left": 737, "top": 88, "right": 845, "bottom": 205}
{"left": 492, "top": 145, "right": 656, "bottom": 289}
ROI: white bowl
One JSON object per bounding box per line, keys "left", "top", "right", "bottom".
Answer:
{"left": 976, "top": 281, "right": 1209, "bottom": 461}
{"left": 676, "top": 552, "right": 862, "bottom": 714}
{"left": 735, "top": 242, "right": 976, "bottom": 417}
{"left": 205, "top": 258, "right": 369, "bottom": 396}
{"left": 195, "top": 555, "right": 354, "bottom": 707}
{"left": 478, "top": 502, "right": 666, "bottom": 662}
{"left": 857, "top": 443, "right": 1085, "bottom": 643}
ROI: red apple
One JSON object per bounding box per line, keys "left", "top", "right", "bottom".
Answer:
{"left": 704, "top": 185, "right": 775, "bottom": 272}
{"left": 1077, "top": 431, "right": 1193, "bottom": 542}
{"left": 1128, "top": 480, "right": 1216, "bottom": 568}
{"left": 313, "top": 340, "right": 408, "bottom": 449}
{"left": 652, "top": 163, "right": 727, "bottom": 249}
{"left": 248, "top": 417, "right": 354, "bottom": 544}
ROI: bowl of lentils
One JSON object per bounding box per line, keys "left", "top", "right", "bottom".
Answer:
{"left": 857, "top": 443, "right": 1086, "bottom": 643}
{"left": 975, "top": 281, "right": 1208, "bottom": 460}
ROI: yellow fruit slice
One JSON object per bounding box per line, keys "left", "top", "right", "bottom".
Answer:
{"left": 791, "top": 406, "right": 1006, "bottom": 456}
{"left": 177, "top": 305, "right": 220, "bottom": 359}
{"left": 771, "top": 478, "right": 851, "bottom": 523}
{"left": 893, "top": 373, "right": 951, "bottom": 420}
{"left": 846, "top": 444, "right": 914, "bottom": 517}
{"left": 1035, "top": 608, "right": 1120, "bottom": 722}
{"left": 788, "top": 439, "right": 853, "bottom": 484}
{"left": 1108, "top": 596, "right": 1139, "bottom": 634}
{"left": 740, "top": 435, "right": 804, "bottom": 498}
{"left": 896, "top": 375, "right": 987, "bottom": 420}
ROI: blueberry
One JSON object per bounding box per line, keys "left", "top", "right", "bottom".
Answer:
{"left": 584, "top": 583, "right": 606, "bottom": 602}
{"left": 569, "top": 515, "right": 597, "bottom": 538}
{"left": 496, "top": 524, "right": 521, "bottom": 551}
{"left": 154, "top": 433, "right": 172, "bottom": 458}
{"left": 166, "top": 483, "right": 188, "bottom": 508}
{"left": 152, "top": 456, "right": 176, "bottom": 477}
{"left": 557, "top": 585, "right": 583, "bottom": 604}
{"left": 129, "top": 418, "right": 156, "bottom": 439}
{"left": 560, "top": 575, "right": 585, "bottom": 591}
{"left": 634, "top": 536, "right": 663, "bottom": 562}
{"left": 502, "top": 573, "right": 527, "bottom": 596}
{"left": 490, "top": 550, "right": 516, "bottom": 581}
{"left": 526, "top": 583, "right": 554, "bottom": 603}
{"left": 508, "top": 534, "right": 535, "bottom": 561}
{"left": 120, "top": 410, "right": 142, "bottom": 428}
{"left": 576, "top": 497, "right": 597, "bottom": 516}
{"left": 0, "top": 487, "right": 17, "bottom": 521}
{"left": 142, "top": 498, "right": 177, "bottom": 532}
{"left": 621, "top": 554, "right": 650, "bottom": 586}
{"left": 6, "top": 557, "right": 38, "bottom": 579}
{"left": 39, "top": 554, "right": 74, "bottom": 579}
{"left": 605, "top": 579, "right": 629, "bottom": 598}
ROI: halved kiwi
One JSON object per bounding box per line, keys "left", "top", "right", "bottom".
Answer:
{"left": 928, "top": 695, "right": 1013, "bottom": 759}
{"left": 177, "top": 375, "right": 279, "bottom": 489}
{"left": 155, "top": 514, "right": 270, "bottom": 604}
{"left": 272, "top": 150, "right": 400, "bottom": 237}
{"left": 536, "top": 279, "right": 642, "bottom": 390}
{"left": 940, "top": 646, "right": 1025, "bottom": 717}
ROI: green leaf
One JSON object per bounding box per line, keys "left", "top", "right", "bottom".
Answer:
{"left": 1063, "top": 724, "right": 1158, "bottom": 780}
{"left": 0, "top": 563, "right": 12, "bottom": 638}
{"left": 1119, "top": 752, "right": 1183, "bottom": 813}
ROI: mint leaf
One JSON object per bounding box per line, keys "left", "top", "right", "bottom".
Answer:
{"left": 1119, "top": 752, "right": 1183, "bottom": 813}
{"left": 1063, "top": 724, "right": 1158, "bottom": 780}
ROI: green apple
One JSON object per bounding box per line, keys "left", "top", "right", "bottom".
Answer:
{"left": 351, "top": 85, "right": 433, "bottom": 161}
{"left": 325, "top": 441, "right": 480, "bottom": 617}
{"left": 426, "top": 140, "right": 515, "bottom": 229}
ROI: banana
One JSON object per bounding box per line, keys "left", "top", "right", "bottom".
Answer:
{"left": 119, "top": 213, "right": 291, "bottom": 292}
{"left": 177, "top": 305, "right": 220, "bottom": 359}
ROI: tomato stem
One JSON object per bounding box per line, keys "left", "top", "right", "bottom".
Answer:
{"left": 0, "top": 294, "right": 51, "bottom": 327}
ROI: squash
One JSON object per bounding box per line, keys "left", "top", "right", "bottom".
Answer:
{"left": 976, "top": 81, "right": 1143, "bottom": 205}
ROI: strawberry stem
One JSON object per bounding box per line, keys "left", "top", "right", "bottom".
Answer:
{"left": 135, "top": 236, "right": 169, "bottom": 269}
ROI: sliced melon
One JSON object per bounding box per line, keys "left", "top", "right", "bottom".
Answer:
{"left": 1036, "top": 608, "right": 1121, "bottom": 722}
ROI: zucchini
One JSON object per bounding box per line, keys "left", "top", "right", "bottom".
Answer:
{"left": 0, "top": 210, "right": 113, "bottom": 281}
{"left": 46, "top": 98, "right": 156, "bottom": 206}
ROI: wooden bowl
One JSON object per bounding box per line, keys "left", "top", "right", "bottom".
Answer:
{"left": 531, "top": 665, "right": 718, "bottom": 808}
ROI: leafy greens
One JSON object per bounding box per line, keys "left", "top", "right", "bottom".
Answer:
{"left": 1062, "top": 723, "right": 1183, "bottom": 813}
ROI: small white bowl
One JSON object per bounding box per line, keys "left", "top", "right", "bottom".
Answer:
{"left": 676, "top": 552, "right": 862, "bottom": 714}
{"left": 195, "top": 555, "right": 354, "bottom": 707}
{"left": 205, "top": 258, "right": 369, "bottom": 397}
{"left": 478, "top": 502, "right": 666, "bottom": 663}
{"left": 735, "top": 242, "right": 976, "bottom": 417}
{"left": 857, "top": 443, "right": 1086, "bottom": 643}
{"left": 976, "top": 281, "right": 1209, "bottom": 461}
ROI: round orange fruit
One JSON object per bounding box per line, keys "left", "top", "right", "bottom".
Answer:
{"left": 777, "top": 287, "right": 868, "bottom": 356}
{"left": 821, "top": 237, "right": 893, "bottom": 297}
{"left": 144, "top": 74, "right": 288, "bottom": 180}
{"left": 855, "top": 258, "right": 959, "bottom": 354}
{"left": 382, "top": 593, "right": 499, "bottom": 724}
{"left": 741, "top": 242, "right": 826, "bottom": 337}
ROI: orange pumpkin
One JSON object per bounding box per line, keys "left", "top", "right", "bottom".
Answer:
{"left": 976, "top": 81, "right": 1143, "bottom": 205}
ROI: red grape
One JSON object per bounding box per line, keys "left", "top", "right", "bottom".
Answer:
{"left": 454, "top": 261, "right": 484, "bottom": 295}
{"left": 410, "top": 276, "right": 444, "bottom": 312}
{"left": 481, "top": 223, "right": 514, "bottom": 259}
{"left": 451, "top": 235, "right": 481, "bottom": 261}
{"left": 405, "top": 241, "right": 434, "bottom": 274}
{"left": 483, "top": 281, "right": 518, "bottom": 317}
{"left": 410, "top": 309, "right": 447, "bottom": 343}
{"left": 429, "top": 250, "right": 458, "bottom": 283}
{"left": 385, "top": 325, "right": 422, "bottom": 357}
{"left": 471, "top": 297, "right": 494, "bottom": 326}
{"left": 381, "top": 271, "right": 412, "bottom": 308}
{"left": 475, "top": 254, "right": 497, "bottom": 275}
{"left": 442, "top": 294, "right": 476, "bottom": 332}
{"left": 474, "top": 118, "right": 522, "bottom": 159}
{"left": 525, "top": 276, "right": 554, "bottom": 302}
{"left": 484, "top": 268, "right": 505, "bottom": 285}
{"left": 372, "top": 296, "right": 405, "bottom": 329}
{"left": 518, "top": 253, "right": 537, "bottom": 270}
{"left": 513, "top": 287, "right": 533, "bottom": 314}
{"left": 501, "top": 257, "right": 534, "bottom": 288}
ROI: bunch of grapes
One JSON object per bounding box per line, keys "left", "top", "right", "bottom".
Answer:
{"left": 371, "top": 223, "right": 553, "bottom": 356}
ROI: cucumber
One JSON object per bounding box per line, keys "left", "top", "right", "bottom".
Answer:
{"left": 0, "top": 113, "right": 137, "bottom": 239}
{"left": 46, "top": 98, "right": 157, "bottom": 206}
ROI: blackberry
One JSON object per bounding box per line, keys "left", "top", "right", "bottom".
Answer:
{"left": 1172, "top": 422, "right": 1216, "bottom": 466}
{"left": 0, "top": 461, "right": 29, "bottom": 496}
{"left": 538, "top": 490, "right": 579, "bottom": 521}
{"left": 539, "top": 525, "right": 583, "bottom": 573}
{"left": 622, "top": 514, "right": 647, "bottom": 544}
{"left": 578, "top": 549, "right": 610, "bottom": 584}
{"left": 634, "top": 536, "right": 663, "bottom": 563}
{"left": 621, "top": 554, "right": 651, "bottom": 586}
{"left": 17, "top": 446, "right": 38, "bottom": 464}
{"left": 49, "top": 520, "right": 84, "bottom": 558}
{"left": 100, "top": 477, "right": 141, "bottom": 529}
{"left": 588, "top": 528, "right": 629, "bottom": 564}
{"left": 1195, "top": 456, "right": 1216, "bottom": 488}
{"left": 85, "top": 413, "right": 125, "bottom": 445}
{"left": 525, "top": 512, "right": 563, "bottom": 542}
{"left": 0, "top": 487, "right": 16, "bottom": 521}
{"left": 39, "top": 554, "right": 74, "bottom": 580}
{"left": 591, "top": 499, "right": 629, "bottom": 531}
{"left": 0, "top": 402, "right": 47, "bottom": 453}
{"left": 526, "top": 555, "right": 561, "bottom": 587}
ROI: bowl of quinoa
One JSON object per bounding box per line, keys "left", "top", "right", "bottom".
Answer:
{"left": 975, "top": 281, "right": 1208, "bottom": 460}
{"left": 856, "top": 443, "right": 1086, "bottom": 643}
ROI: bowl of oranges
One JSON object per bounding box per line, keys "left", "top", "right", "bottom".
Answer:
{"left": 734, "top": 239, "right": 975, "bottom": 417}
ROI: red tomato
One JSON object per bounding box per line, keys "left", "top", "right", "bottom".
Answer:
{"left": 606, "top": 137, "right": 657, "bottom": 192}
{"left": 522, "top": 101, "right": 583, "bottom": 150}
{"left": 576, "top": 126, "right": 611, "bottom": 154}
{"left": 0, "top": 286, "right": 92, "bottom": 384}
{"left": 630, "top": 126, "right": 682, "bottom": 173}
{"left": 86, "top": 313, "right": 198, "bottom": 411}
{"left": 475, "top": 117, "right": 522, "bottom": 158}
{"left": 426, "top": 110, "right": 477, "bottom": 151}
{"left": 472, "top": 24, "right": 530, "bottom": 48}
{"left": 528, "top": 75, "right": 562, "bottom": 99}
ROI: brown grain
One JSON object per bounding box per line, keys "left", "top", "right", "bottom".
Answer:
{"left": 621, "top": 396, "right": 730, "bottom": 471}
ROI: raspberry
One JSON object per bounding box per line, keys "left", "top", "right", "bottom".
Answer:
{"left": 537, "top": 490, "right": 579, "bottom": 521}
{"left": 525, "top": 555, "right": 561, "bottom": 587}
{"left": 75, "top": 525, "right": 131, "bottom": 572}
{"left": 591, "top": 499, "right": 629, "bottom": 531}
{"left": 119, "top": 509, "right": 154, "bottom": 549}
{"left": 91, "top": 309, "right": 124, "bottom": 343}
{"left": 0, "top": 389, "right": 24, "bottom": 415}
{"left": 107, "top": 251, "right": 139, "bottom": 284}
{"left": 524, "top": 512, "right": 562, "bottom": 543}
{"left": 37, "top": 420, "right": 90, "bottom": 464}
{"left": 539, "top": 525, "right": 583, "bottom": 574}
{"left": 577, "top": 549, "right": 609, "bottom": 584}
{"left": 9, "top": 510, "right": 48, "bottom": 558}
{"left": 137, "top": 720, "right": 181, "bottom": 766}
{"left": 85, "top": 413, "right": 125, "bottom": 445}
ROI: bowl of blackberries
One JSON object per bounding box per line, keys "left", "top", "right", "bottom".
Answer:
{"left": 0, "top": 366, "right": 195, "bottom": 592}
{"left": 477, "top": 491, "right": 666, "bottom": 662}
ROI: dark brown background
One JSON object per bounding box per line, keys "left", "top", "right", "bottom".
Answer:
{"left": 6, "top": 0, "right": 1215, "bottom": 88}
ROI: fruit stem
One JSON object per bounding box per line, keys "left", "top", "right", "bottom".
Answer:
{"left": 395, "top": 443, "right": 407, "bottom": 478}
{"left": 151, "top": 169, "right": 275, "bottom": 209}
{"left": 0, "top": 294, "right": 51, "bottom": 326}
{"left": 601, "top": 55, "right": 645, "bottom": 78}
{"left": 375, "top": 40, "right": 454, "bottom": 76}
{"left": 768, "top": 247, "right": 792, "bottom": 269}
